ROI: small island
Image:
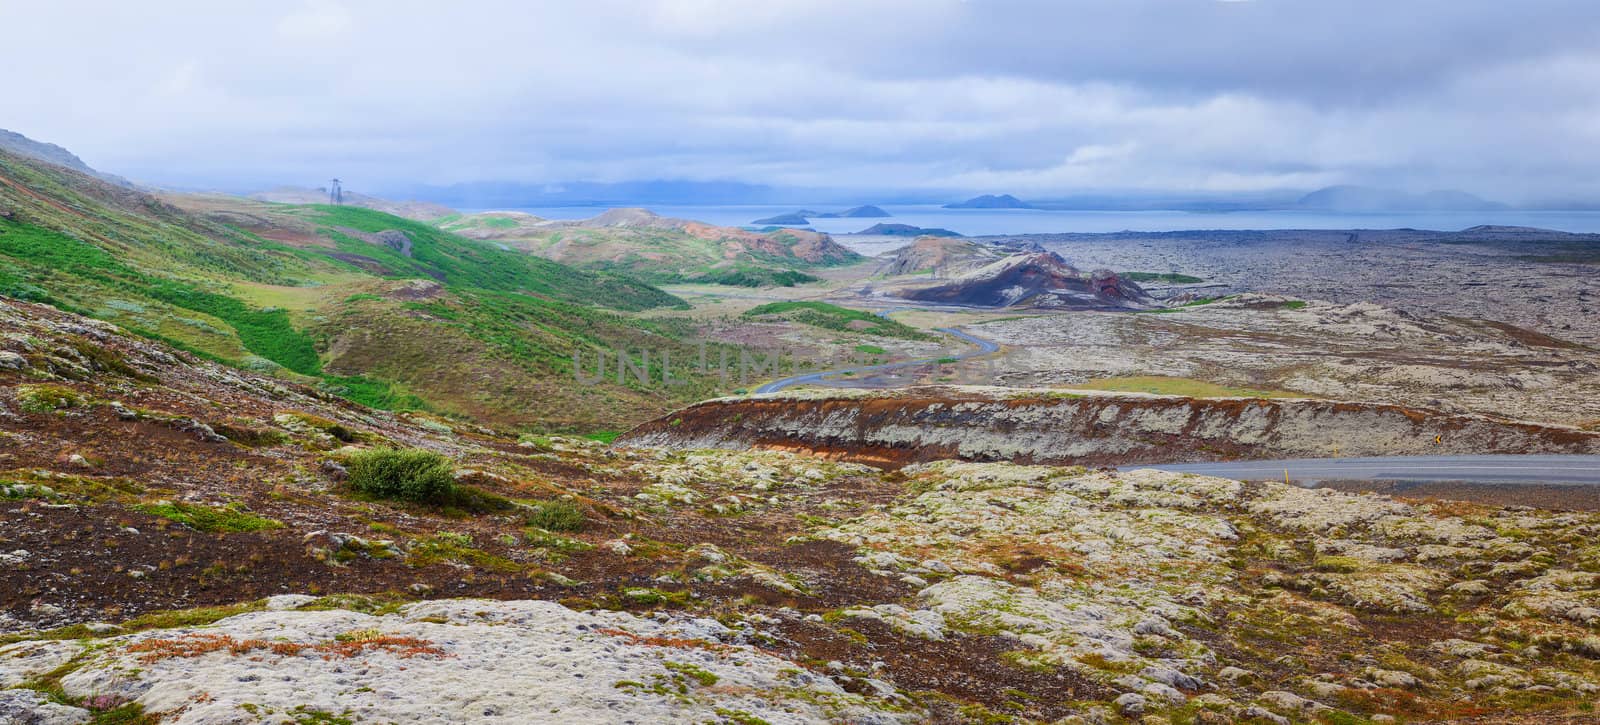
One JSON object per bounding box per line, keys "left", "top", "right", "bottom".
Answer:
{"left": 815, "top": 205, "right": 891, "bottom": 218}
{"left": 750, "top": 212, "right": 813, "bottom": 225}
{"left": 943, "top": 194, "right": 1035, "bottom": 209}
{"left": 752, "top": 205, "right": 892, "bottom": 224}
{"left": 854, "top": 223, "right": 962, "bottom": 237}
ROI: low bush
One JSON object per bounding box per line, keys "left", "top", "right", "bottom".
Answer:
{"left": 346, "top": 448, "right": 456, "bottom": 504}
{"left": 524, "top": 500, "right": 585, "bottom": 532}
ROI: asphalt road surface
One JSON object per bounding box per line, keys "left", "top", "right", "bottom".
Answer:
{"left": 756, "top": 326, "right": 1001, "bottom": 394}
{"left": 1126, "top": 455, "right": 1600, "bottom": 485}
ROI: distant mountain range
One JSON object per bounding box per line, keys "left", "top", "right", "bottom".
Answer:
{"left": 942, "top": 186, "right": 1508, "bottom": 213}
{"left": 1293, "top": 185, "right": 1506, "bottom": 212}
{"left": 393, "top": 177, "right": 915, "bottom": 206}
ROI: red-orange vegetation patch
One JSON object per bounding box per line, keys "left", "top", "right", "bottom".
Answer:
{"left": 594, "top": 627, "right": 733, "bottom": 653}
{"left": 127, "top": 632, "right": 448, "bottom": 664}
{"left": 317, "top": 635, "right": 449, "bottom": 660}
{"left": 254, "top": 227, "right": 331, "bottom": 248}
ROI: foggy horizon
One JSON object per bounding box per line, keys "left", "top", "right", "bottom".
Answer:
{"left": 7, "top": 1, "right": 1600, "bottom": 205}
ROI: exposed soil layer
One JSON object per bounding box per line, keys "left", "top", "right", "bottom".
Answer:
{"left": 618, "top": 386, "right": 1600, "bottom": 468}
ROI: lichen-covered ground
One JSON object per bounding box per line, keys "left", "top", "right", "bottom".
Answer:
{"left": 6, "top": 297, "right": 1600, "bottom": 723}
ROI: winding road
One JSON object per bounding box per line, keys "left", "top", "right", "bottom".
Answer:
{"left": 1124, "top": 455, "right": 1600, "bottom": 485}
{"left": 755, "top": 311, "right": 1001, "bottom": 394}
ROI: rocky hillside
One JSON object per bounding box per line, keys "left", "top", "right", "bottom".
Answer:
{"left": 439, "top": 208, "right": 862, "bottom": 287}
{"left": 897, "top": 251, "right": 1155, "bottom": 309}
{"left": 876, "top": 236, "right": 1043, "bottom": 277}
{"left": 0, "top": 128, "right": 130, "bottom": 187}
{"left": 7, "top": 297, "right": 1600, "bottom": 723}
{"left": 618, "top": 387, "right": 1600, "bottom": 468}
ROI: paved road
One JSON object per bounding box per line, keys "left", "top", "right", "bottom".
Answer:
{"left": 755, "top": 322, "right": 1001, "bottom": 394}
{"left": 1125, "top": 455, "right": 1600, "bottom": 485}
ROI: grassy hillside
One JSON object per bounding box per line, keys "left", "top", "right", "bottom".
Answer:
{"left": 297, "top": 205, "right": 682, "bottom": 309}
{"left": 439, "top": 210, "right": 862, "bottom": 287}
{"left": 0, "top": 149, "right": 724, "bottom": 429}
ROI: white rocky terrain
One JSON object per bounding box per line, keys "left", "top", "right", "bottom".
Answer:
{"left": 1, "top": 599, "right": 910, "bottom": 724}
{"left": 973, "top": 294, "right": 1600, "bottom": 427}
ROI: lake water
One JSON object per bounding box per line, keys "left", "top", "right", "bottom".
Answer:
{"left": 476, "top": 204, "right": 1600, "bottom": 237}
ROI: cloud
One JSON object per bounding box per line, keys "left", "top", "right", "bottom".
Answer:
{"left": 277, "top": 0, "right": 353, "bottom": 39}
{"left": 2, "top": 1, "right": 1598, "bottom": 202}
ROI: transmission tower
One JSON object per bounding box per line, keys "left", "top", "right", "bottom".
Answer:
{"left": 329, "top": 178, "right": 343, "bottom": 205}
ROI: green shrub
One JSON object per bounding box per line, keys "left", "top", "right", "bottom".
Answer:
{"left": 524, "top": 500, "right": 585, "bottom": 532}
{"left": 346, "top": 448, "right": 456, "bottom": 504}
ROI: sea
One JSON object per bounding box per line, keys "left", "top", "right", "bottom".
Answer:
{"left": 471, "top": 204, "right": 1600, "bottom": 238}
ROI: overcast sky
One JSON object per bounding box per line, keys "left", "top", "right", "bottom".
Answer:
{"left": 5, "top": 0, "right": 1600, "bottom": 202}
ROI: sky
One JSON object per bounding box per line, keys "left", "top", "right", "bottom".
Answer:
{"left": 4, "top": 0, "right": 1600, "bottom": 203}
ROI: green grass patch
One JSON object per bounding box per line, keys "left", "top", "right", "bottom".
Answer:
{"left": 135, "top": 501, "right": 283, "bottom": 533}
{"left": 743, "top": 301, "right": 933, "bottom": 341}
{"left": 318, "top": 375, "right": 428, "bottom": 412}
{"left": 16, "top": 384, "right": 86, "bottom": 413}
{"left": 1313, "top": 555, "right": 1365, "bottom": 573}
{"left": 407, "top": 532, "right": 521, "bottom": 572}
{"left": 663, "top": 660, "right": 719, "bottom": 686}
{"left": 681, "top": 268, "right": 819, "bottom": 288}
{"left": 305, "top": 205, "right": 683, "bottom": 311}
{"left": 0, "top": 602, "right": 264, "bottom": 646}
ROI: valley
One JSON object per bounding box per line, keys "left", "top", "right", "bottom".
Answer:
{"left": 4, "top": 128, "right": 1600, "bottom": 724}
